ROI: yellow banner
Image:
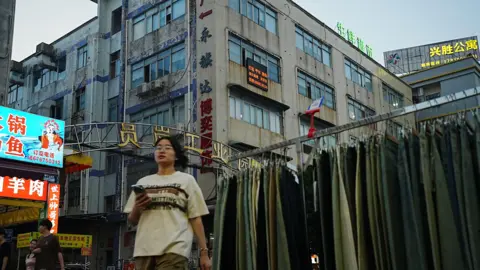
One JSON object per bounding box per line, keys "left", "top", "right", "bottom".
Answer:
{"left": 17, "top": 232, "right": 92, "bottom": 249}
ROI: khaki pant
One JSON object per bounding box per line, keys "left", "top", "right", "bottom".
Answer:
{"left": 135, "top": 253, "right": 188, "bottom": 270}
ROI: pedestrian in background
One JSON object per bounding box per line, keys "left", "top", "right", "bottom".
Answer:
{"left": 125, "top": 136, "right": 212, "bottom": 270}
{"left": 26, "top": 239, "right": 37, "bottom": 270}
{"left": 33, "top": 219, "right": 64, "bottom": 270}
{"left": 0, "top": 228, "right": 10, "bottom": 270}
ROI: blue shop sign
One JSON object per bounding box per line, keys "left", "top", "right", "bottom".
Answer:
{"left": 0, "top": 106, "right": 65, "bottom": 168}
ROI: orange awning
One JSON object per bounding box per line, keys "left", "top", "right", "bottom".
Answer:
{"left": 64, "top": 153, "right": 93, "bottom": 174}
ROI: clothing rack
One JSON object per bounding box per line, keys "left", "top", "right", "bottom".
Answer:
{"left": 226, "top": 87, "right": 479, "bottom": 262}
{"left": 229, "top": 87, "right": 480, "bottom": 161}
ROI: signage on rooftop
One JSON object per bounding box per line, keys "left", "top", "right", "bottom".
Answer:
{"left": 0, "top": 106, "right": 65, "bottom": 168}
{"left": 384, "top": 36, "right": 480, "bottom": 75}
{"left": 336, "top": 22, "right": 373, "bottom": 58}
{"left": 246, "top": 58, "right": 268, "bottom": 91}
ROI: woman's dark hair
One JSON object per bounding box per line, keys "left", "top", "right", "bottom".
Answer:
{"left": 154, "top": 136, "right": 188, "bottom": 169}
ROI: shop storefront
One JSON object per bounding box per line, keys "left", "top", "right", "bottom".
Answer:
{"left": 0, "top": 106, "right": 66, "bottom": 269}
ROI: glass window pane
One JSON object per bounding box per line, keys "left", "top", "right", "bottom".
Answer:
{"left": 164, "top": 56, "right": 170, "bottom": 75}
{"left": 250, "top": 106, "right": 255, "bottom": 124}
{"left": 345, "top": 63, "right": 351, "bottom": 80}
{"left": 229, "top": 0, "right": 240, "bottom": 11}
{"left": 235, "top": 99, "right": 242, "bottom": 119}
{"left": 298, "top": 77, "right": 307, "bottom": 96}
{"left": 150, "top": 63, "right": 157, "bottom": 81}
{"left": 146, "top": 16, "right": 153, "bottom": 33}
{"left": 229, "top": 41, "right": 242, "bottom": 63}
{"left": 173, "top": 0, "right": 185, "bottom": 19}
{"left": 256, "top": 108, "right": 263, "bottom": 127}
{"left": 243, "top": 103, "right": 250, "bottom": 121}
{"left": 268, "top": 62, "right": 279, "bottom": 83}
{"left": 265, "top": 14, "right": 276, "bottom": 34}
{"left": 160, "top": 9, "right": 166, "bottom": 26}
{"left": 132, "top": 68, "right": 144, "bottom": 88}
{"left": 153, "top": 13, "right": 160, "bottom": 30}
{"left": 348, "top": 103, "right": 355, "bottom": 119}
{"left": 172, "top": 49, "right": 185, "bottom": 72}
{"left": 296, "top": 32, "right": 304, "bottom": 50}
{"left": 263, "top": 111, "right": 269, "bottom": 130}
{"left": 229, "top": 97, "right": 235, "bottom": 117}
{"left": 322, "top": 49, "right": 330, "bottom": 67}
{"left": 157, "top": 59, "right": 165, "bottom": 77}
{"left": 133, "top": 19, "right": 145, "bottom": 40}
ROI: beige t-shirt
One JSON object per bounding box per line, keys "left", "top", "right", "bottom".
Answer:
{"left": 123, "top": 172, "right": 209, "bottom": 258}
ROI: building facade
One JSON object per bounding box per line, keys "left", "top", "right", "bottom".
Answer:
{"left": 401, "top": 56, "right": 480, "bottom": 122}
{"left": 9, "top": 0, "right": 412, "bottom": 268}
{"left": 0, "top": 0, "right": 16, "bottom": 106}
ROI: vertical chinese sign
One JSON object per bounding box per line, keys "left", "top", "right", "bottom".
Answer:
{"left": 197, "top": 0, "right": 215, "bottom": 173}
{"left": 0, "top": 106, "right": 65, "bottom": 168}
{"left": 47, "top": 183, "right": 60, "bottom": 234}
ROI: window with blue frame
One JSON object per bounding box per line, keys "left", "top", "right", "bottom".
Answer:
{"left": 344, "top": 59, "right": 372, "bottom": 91}
{"left": 295, "top": 26, "right": 331, "bottom": 67}
{"left": 297, "top": 71, "right": 335, "bottom": 110}
{"left": 300, "top": 120, "right": 336, "bottom": 147}
{"left": 133, "top": 0, "right": 186, "bottom": 40}
{"left": 228, "top": 0, "right": 277, "bottom": 35}
{"left": 131, "top": 43, "right": 185, "bottom": 88}
{"left": 77, "top": 45, "right": 88, "bottom": 68}
{"left": 347, "top": 98, "right": 375, "bottom": 121}
{"left": 228, "top": 33, "right": 281, "bottom": 83}
{"left": 130, "top": 99, "right": 185, "bottom": 135}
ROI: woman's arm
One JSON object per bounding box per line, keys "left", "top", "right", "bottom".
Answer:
{"left": 189, "top": 217, "right": 208, "bottom": 252}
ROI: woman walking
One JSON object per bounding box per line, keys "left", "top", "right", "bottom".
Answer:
{"left": 124, "top": 136, "right": 211, "bottom": 270}
{"left": 26, "top": 239, "right": 37, "bottom": 270}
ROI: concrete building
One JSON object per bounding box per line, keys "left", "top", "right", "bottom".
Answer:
{"left": 401, "top": 56, "right": 480, "bottom": 122}
{"left": 0, "top": 0, "right": 15, "bottom": 106}
{"left": 9, "top": 0, "right": 412, "bottom": 267}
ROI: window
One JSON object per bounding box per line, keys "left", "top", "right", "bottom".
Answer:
{"left": 299, "top": 121, "right": 336, "bottom": 147}
{"left": 106, "top": 154, "right": 119, "bottom": 175}
{"left": 132, "top": 0, "right": 185, "bottom": 40}
{"left": 229, "top": 96, "right": 282, "bottom": 134}
{"left": 68, "top": 180, "right": 80, "bottom": 207}
{"left": 297, "top": 71, "right": 335, "bottom": 109}
{"left": 425, "top": 92, "right": 440, "bottom": 101}
{"left": 110, "top": 51, "right": 121, "bottom": 78}
{"left": 57, "top": 56, "right": 66, "bottom": 80}
{"left": 228, "top": 33, "right": 281, "bottom": 83}
{"left": 33, "top": 68, "right": 57, "bottom": 91}
{"left": 387, "top": 120, "right": 402, "bottom": 139}
{"left": 344, "top": 59, "right": 372, "bottom": 91}
{"left": 104, "top": 195, "right": 115, "bottom": 213}
{"left": 50, "top": 98, "right": 64, "bottom": 120}
{"left": 382, "top": 84, "right": 404, "bottom": 108}
{"left": 229, "top": 0, "right": 277, "bottom": 34}
{"left": 295, "top": 26, "right": 331, "bottom": 67}
{"left": 131, "top": 43, "right": 185, "bottom": 88}
{"left": 77, "top": 45, "right": 88, "bottom": 68}
{"left": 111, "top": 7, "right": 122, "bottom": 35}
{"left": 108, "top": 97, "right": 118, "bottom": 122}
{"left": 130, "top": 100, "right": 184, "bottom": 131}
{"left": 347, "top": 98, "right": 375, "bottom": 121}
{"left": 7, "top": 85, "right": 22, "bottom": 105}
{"left": 75, "top": 88, "right": 86, "bottom": 112}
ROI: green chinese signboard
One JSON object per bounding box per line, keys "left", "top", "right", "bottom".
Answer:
{"left": 336, "top": 22, "right": 373, "bottom": 58}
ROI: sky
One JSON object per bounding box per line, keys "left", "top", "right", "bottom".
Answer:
{"left": 12, "top": 0, "right": 480, "bottom": 64}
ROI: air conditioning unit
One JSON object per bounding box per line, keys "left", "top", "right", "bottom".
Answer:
{"left": 151, "top": 80, "right": 166, "bottom": 93}
{"left": 136, "top": 82, "right": 150, "bottom": 98}
{"left": 35, "top": 42, "right": 55, "bottom": 57}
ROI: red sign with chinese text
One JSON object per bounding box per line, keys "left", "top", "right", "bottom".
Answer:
{"left": 0, "top": 176, "right": 48, "bottom": 201}
{"left": 47, "top": 183, "right": 60, "bottom": 234}
{"left": 200, "top": 98, "right": 214, "bottom": 172}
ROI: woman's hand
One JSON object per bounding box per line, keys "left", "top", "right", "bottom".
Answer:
{"left": 133, "top": 192, "right": 151, "bottom": 211}
{"left": 199, "top": 253, "right": 211, "bottom": 270}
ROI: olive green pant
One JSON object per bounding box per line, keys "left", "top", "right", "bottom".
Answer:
{"left": 135, "top": 253, "right": 188, "bottom": 270}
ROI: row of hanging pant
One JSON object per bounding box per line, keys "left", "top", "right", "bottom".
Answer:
{"left": 308, "top": 118, "right": 480, "bottom": 270}
{"left": 212, "top": 165, "right": 311, "bottom": 270}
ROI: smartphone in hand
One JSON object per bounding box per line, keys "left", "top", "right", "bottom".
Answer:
{"left": 132, "top": 185, "right": 146, "bottom": 194}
